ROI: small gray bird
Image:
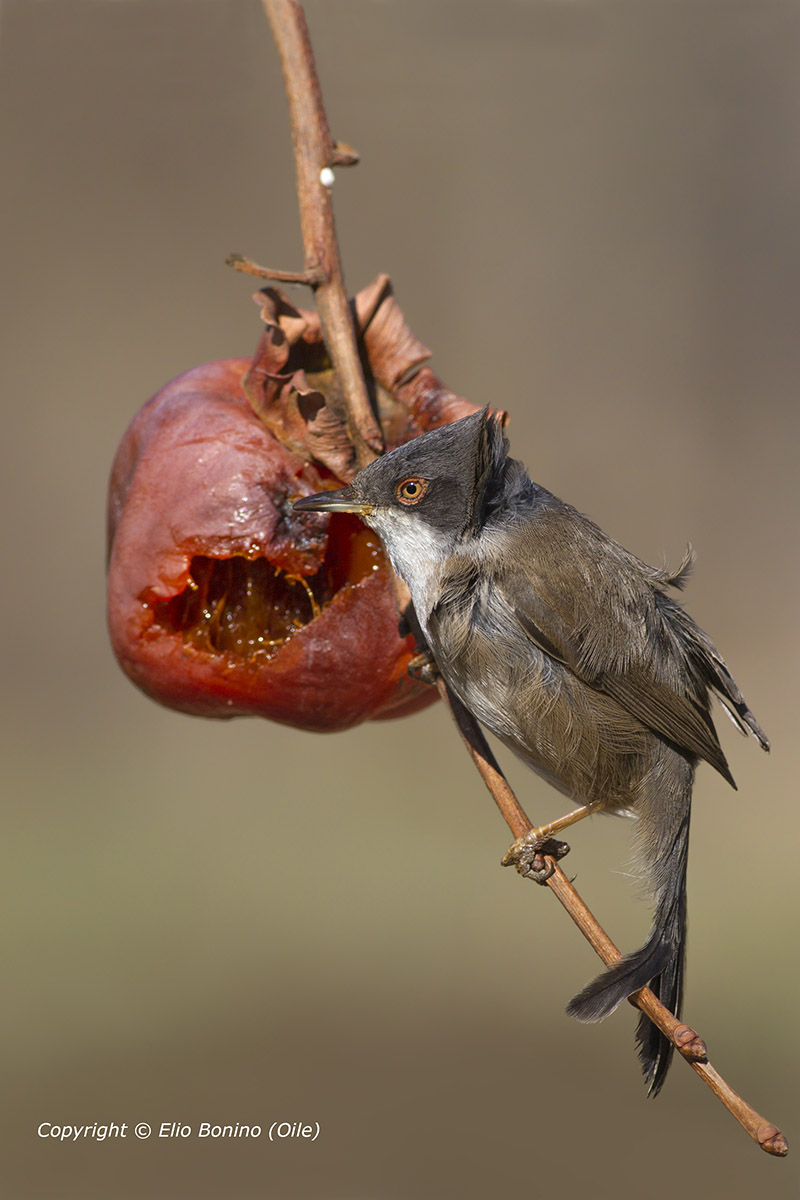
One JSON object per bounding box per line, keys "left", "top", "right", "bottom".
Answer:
{"left": 294, "top": 408, "right": 769, "bottom": 1095}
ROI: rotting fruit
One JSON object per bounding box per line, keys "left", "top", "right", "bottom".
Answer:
{"left": 107, "top": 277, "right": 484, "bottom": 731}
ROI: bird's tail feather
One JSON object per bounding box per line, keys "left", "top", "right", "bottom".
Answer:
{"left": 566, "top": 807, "right": 689, "bottom": 1097}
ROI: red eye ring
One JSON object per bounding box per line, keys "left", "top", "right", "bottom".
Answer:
{"left": 396, "top": 477, "right": 428, "bottom": 505}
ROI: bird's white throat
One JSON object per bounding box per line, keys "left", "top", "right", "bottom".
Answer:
{"left": 366, "top": 508, "right": 455, "bottom": 629}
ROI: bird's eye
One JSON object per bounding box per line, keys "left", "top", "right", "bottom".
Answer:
{"left": 396, "top": 477, "right": 428, "bottom": 505}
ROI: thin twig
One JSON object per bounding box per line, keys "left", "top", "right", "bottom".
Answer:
{"left": 259, "top": 0, "right": 787, "bottom": 1159}
{"left": 438, "top": 679, "right": 788, "bottom": 1157}
{"left": 262, "top": 0, "right": 382, "bottom": 469}
{"left": 225, "top": 252, "right": 323, "bottom": 286}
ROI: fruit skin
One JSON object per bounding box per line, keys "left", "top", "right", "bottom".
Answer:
{"left": 107, "top": 359, "right": 435, "bottom": 732}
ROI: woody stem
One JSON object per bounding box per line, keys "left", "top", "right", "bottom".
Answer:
{"left": 262, "top": 0, "right": 382, "bottom": 468}
{"left": 437, "top": 679, "right": 787, "bottom": 1158}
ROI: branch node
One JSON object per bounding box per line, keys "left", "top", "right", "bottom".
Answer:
{"left": 331, "top": 140, "right": 360, "bottom": 166}
{"left": 673, "top": 1024, "right": 707, "bottom": 1061}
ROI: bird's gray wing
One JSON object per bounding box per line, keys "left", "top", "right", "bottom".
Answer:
{"left": 496, "top": 528, "right": 736, "bottom": 785}
{"left": 660, "top": 602, "right": 769, "bottom": 751}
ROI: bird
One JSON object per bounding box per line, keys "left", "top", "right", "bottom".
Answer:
{"left": 293, "top": 407, "right": 769, "bottom": 1095}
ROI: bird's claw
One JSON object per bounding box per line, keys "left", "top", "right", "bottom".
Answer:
{"left": 501, "top": 833, "right": 571, "bottom": 885}
{"left": 407, "top": 648, "right": 440, "bottom": 685}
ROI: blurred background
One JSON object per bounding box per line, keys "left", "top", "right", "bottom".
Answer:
{"left": 2, "top": 1, "right": 798, "bottom": 1195}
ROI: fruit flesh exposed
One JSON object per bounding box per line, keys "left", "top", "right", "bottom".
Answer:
{"left": 150, "top": 515, "right": 383, "bottom": 660}
{"left": 107, "top": 359, "right": 435, "bottom": 731}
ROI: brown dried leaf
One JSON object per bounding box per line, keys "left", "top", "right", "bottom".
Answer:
{"left": 252, "top": 287, "right": 317, "bottom": 348}
{"left": 304, "top": 401, "right": 356, "bottom": 480}
{"left": 242, "top": 274, "right": 497, "bottom": 473}
{"left": 354, "top": 275, "right": 432, "bottom": 390}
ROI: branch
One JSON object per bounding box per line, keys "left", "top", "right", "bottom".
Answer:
{"left": 256, "top": 0, "right": 787, "bottom": 1159}
{"left": 225, "top": 252, "right": 323, "bottom": 286}
{"left": 438, "top": 679, "right": 788, "bottom": 1158}
{"left": 260, "top": 0, "right": 382, "bottom": 469}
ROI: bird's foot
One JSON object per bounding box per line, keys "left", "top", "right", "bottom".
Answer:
{"left": 407, "top": 647, "right": 440, "bottom": 686}
{"left": 501, "top": 832, "right": 571, "bottom": 884}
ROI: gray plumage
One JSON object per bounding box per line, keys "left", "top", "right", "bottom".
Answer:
{"left": 294, "top": 408, "right": 769, "bottom": 1095}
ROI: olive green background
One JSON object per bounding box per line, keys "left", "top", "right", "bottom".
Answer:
{"left": 2, "top": 1, "right": 798, "bottom": 1196}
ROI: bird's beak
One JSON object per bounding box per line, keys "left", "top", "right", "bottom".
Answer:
{"left": 293, "top": 486, "right": 375, "bottom": 516}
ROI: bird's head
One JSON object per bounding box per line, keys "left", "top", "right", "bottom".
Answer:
{"left": 293, "top": 408, "right": 509, "bottom": 562}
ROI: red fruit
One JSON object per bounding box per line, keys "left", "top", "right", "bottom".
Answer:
{"left": 107, "top": 278, "right": 485, "bottom": 732}
{"left": 107, "top": 359, "right": 434, "bottom": 731}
